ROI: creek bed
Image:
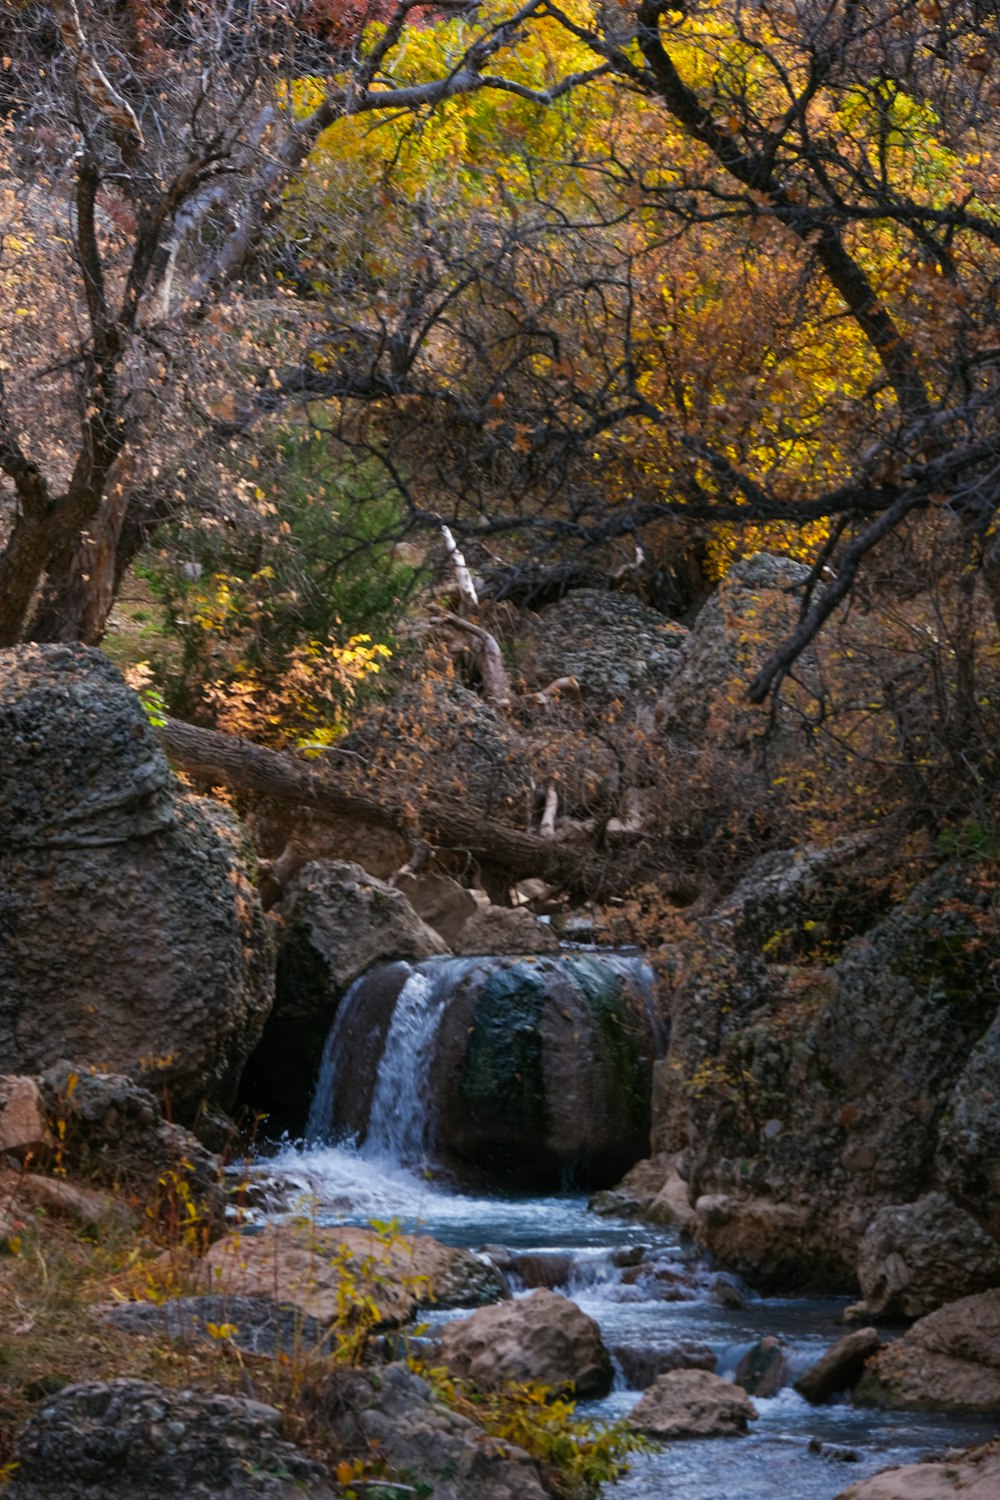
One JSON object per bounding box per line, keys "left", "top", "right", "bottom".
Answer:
{"left": 264, "top": 1141, "right": 997, "bottom": 1500}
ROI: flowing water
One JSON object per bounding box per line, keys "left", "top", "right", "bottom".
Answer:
{"left": 262, "top": 957, "right": 997, "bottom": 1500}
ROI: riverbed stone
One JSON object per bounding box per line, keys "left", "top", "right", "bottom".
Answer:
{"left": 857, "top": 1194, "right": 1000, "bottom": 1320}
{"left": 453, "top": 904, "right": 560, "bottom": 955}
{"left": 438, "top": 1288, "right": 614, "bottom": 1398}
{"left": 794, "top": 1328, "right": 880, "bottom": 1405}
{"left": 612, "top": 1341, "right": 717, "bottom": 1389}
{"left": 857, "top": 1290, "right": 1000, "bottom": 1413}
{"left": 734, "top": 1335, "right": 790, "bottom": 1397}
{"left": 833, "top": 1441, "right": 1000, "bottom": 1499}
{"left": 203, "top": 1223, "right": 505, "bottom": 1328}
{"left": 627, "top": 1368, "right": 757, "bottom": 1438}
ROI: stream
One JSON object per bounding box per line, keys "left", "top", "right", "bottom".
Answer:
{"left": 259, "top": 958, "right": 998, "bottom": 1499}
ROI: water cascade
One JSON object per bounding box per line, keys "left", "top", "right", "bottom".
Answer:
{"left": 306, "top": 951, "right": 662, "bottom": 1189}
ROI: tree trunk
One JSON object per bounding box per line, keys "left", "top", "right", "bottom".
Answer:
{"left": 154, "top": 715, "right": 603, "bottom": 888}
{"left": 29, "top": 482, "right": 131, "bottom": 644}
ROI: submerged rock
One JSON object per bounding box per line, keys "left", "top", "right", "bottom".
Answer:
{"left": 438, "top": 1288, "right": 614, "bottom": 1398}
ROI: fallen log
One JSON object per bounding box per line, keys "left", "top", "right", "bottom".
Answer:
{"left": 155, "top": 716, "right": 601, "bottom": 887}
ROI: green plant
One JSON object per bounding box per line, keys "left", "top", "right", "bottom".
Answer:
{"left": 411, "top": 1363, "right": 644, "bottom": 1499}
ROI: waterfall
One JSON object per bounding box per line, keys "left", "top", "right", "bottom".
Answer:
{"left": 364, "top": 968, "right": 447, "bottom": 1161}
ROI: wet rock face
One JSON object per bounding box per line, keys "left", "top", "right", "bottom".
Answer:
{"left": 7, "top": 1379, "right": 334, "bottom": 1500}
{"left": 319, "top": 953, "right": 661, "bottom": 1191}
{"left": 857, "top": 1194, "right": 1000, "bottom": 1320}
{"left": 434, "top": 953, "right": 660, "bottom": 1189}
{"left": 0, "top": 646, "right": 274, "bottom": 1119}
{"left": 438, "top": 1288, "right": 614, "bottom": 1399}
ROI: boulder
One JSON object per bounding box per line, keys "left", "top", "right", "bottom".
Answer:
{"left": 857, "top": 1194, "right": 1000, "bottom": 1320}
{"left": 0, "top": 1076, "right": 50, "bottom": 1161}
{"left": 655, "top": 553, "right": 811, "bottom": 743}
{"left": 6, "top": 1380, "right": 333, "bottom": 1500}
{"left": 857, "top": 1290, "right": 1000, "bottom": 1413}
{"left": 240, "top": 859, "right": 448, "bottom": 1128}
{"left": 833, "top": 1442, "right": 1000, "bottom": 1500}
{"left": 204, "top": 1223, "right": 506, "bottom": 1328}
{"left": 794, "top": 1328, "right": 880, "bottom": 1405}
{"left": 627, "top": 1369, "right": 757, "bottom": 1438}
{"left": 0, "top": 644, "right": 274, "bottom": 1119}
{"left": 323, "top": 951, "right": 660, "bottom": 1190}
{"left": 453, "top": 905, "right": 560, "bottom": 956}
{"left": 438, "top": 1288, "right": 614, "bottom": 1398}
{"left": 516, "top": 589, "right": 688, "bottom": 705}
{"left": 98, "top": 1296, "right": 334, "bottom": 1359}
{"left": 938, "top": 1008, "right": 1000, "bottom": 1241}
{"left": 17, "top": 1174, "right": 136, "bottom": 1233}
{"left": 310, "top": 1362, "right": 548, "bottom": 1500}
{"left": 393, "top": 871, "right": 480, "bottom": 946}
{"left": 37, "top": 1065, "right": 222, "bottom": 1210}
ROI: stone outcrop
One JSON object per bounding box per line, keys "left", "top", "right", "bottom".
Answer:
{"left": 834, "top": 1442, "right": 1000, "bottom": 1499}
{"left": 516, "top": 589, "right": 688, "bottom": 705}
{"left": 240, "top": 859, "right": 448, "bottom": 1127}
{"left": 857, "top": 1194, "right": 1000, "bottom": 1320}
{"left": 438, "top": 1288, "right": 614, "bottom": 1398}
{"left": 0, "top": 645, "right": 274, "bottom": 1119}
{"left": 37, "top": 1065, "right": 222, "bottom": 1207}
{"left": 794, "top": 1328, "right": 880, "bottom": 1405}
{"left": 648, "top": 860, "right": 1000, "bottom": 1289}
{"left": 7, "top": 1380, "right": 334, "bottom": 1500}
{"left": 857, "top": 1289, "right": 1000, "bottom": 1413}
{"left": 626, "top": 1369, "right": 757, "bottom": 1438}
{"left": 204, "top": 1223, "right": 506, "bottom": 1327}
{"left": 311, "top": 1362, "right": 548, "bottom": 1500}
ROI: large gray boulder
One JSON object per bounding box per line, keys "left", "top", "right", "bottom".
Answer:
{"left": 7, "top": 1380, "right": 333, "bottom": 1500}
{"left": 516, "top": 588, "right": 687, "bottom": 705}
{"left": 438, "top": 1288, "right": 614, "bottom": 1398}
{"left": 0, "top": 645, "right": 274, "bottom": 1119}
{"left": 241, "top": 859, "right": 448, "bottom": 1128}
{"left": 857, "top": 1194, "right": 1000, "bottom": 1320}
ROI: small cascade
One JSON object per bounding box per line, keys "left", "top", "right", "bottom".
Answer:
{"left": 364, "top": 968, "right": 446, "bottom": 1161}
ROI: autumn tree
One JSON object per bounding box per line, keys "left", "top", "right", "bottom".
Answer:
{"left": 0, "top": 0, "right": 610, "bottom": 648}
